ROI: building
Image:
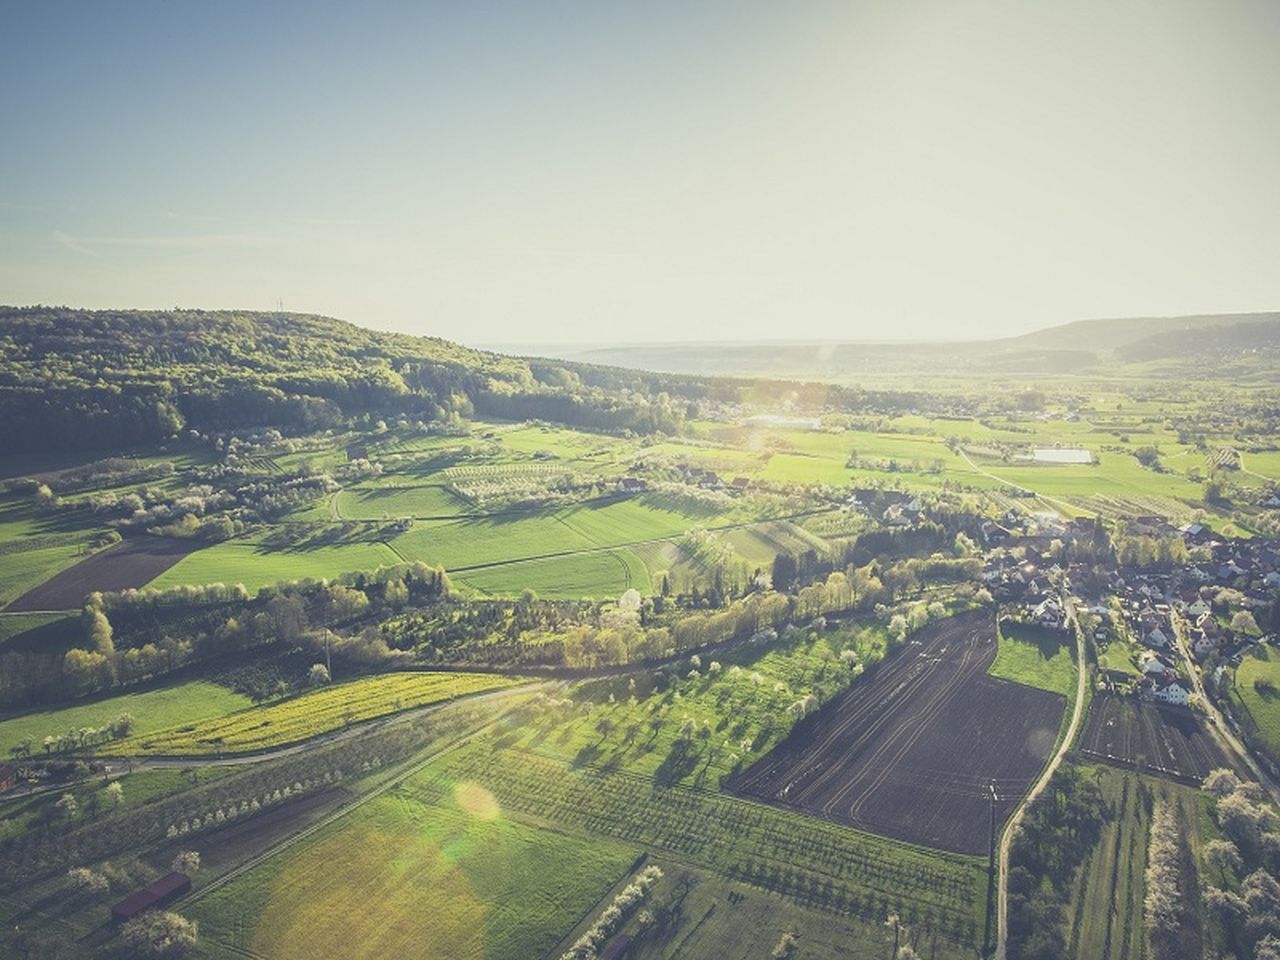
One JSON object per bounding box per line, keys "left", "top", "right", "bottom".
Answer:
{"left": 111, "top": 872, "right": 192, "bottom": 923}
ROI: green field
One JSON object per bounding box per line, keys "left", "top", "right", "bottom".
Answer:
{"left": 104, "top": 672, "right": 525, "bottom": 756}
{"left": 338, "top": 483, "right": 470, "bottom": 519}
{"left": 453, "top": 548, "right": 650, "bottom": 598}
{"left": 989, "top": 618, "right": 1078, "bottom": 697}
{"left": 0, "top": 680, "right": 252, "bottom": 758}
{"left": 191, "top": 789, "right": 640, "bottom": 960}
{"left": 0, "top": 612, "right": 79, "bottom": 652}
{"left": 1230, "top": 641, "right": 1280, "bottom": 760}
{"left": 148, "top": 535, "right": 402, "bottom": 593}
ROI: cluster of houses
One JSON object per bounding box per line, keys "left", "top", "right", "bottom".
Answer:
{"left": 979, "top": 515, "right": 1280, "bottom": 710}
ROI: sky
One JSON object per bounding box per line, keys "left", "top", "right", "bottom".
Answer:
{"left": 2, "top": 0, "right": 1279, "bottom": 345}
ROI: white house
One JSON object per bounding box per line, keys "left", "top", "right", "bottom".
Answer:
{"left": 1187, "top": 598, "right": 1212, "bottom": 619}
{"left": 1144, "top": 676, "right": 1191, "bottom": 706}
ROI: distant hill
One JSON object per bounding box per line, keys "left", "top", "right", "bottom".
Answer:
{"left": 509, "top": 312, "right": 1280, "bottom": 380}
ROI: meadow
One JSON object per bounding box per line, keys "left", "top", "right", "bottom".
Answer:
{"left": 0, "top": 679, "right": 251, "bottom": 758}
{"left": 989, "top": 619, "right": 1078, "bottom": 697}
{"left": 148, "top": 535, "right": 402, "bottom": 593}
{"left": 104, "top": 672, "right": 525, "bottom": 756}
{"left": 1228, "top": 641, "right": 1280, "bottom": 762}
{"left": 190, "top": 789, "right": 641, "bottom": 960}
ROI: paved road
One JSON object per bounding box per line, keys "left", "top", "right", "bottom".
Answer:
{"left": 994, "top": 592, "right": 1087, "bottom": 960}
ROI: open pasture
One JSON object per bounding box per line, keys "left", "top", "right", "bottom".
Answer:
{"left": 105, "top": 671, "right": 523, "bottom": 756}
{"left": 1076, "top": 693, "right": 1243, "bottom": 782}
{"left": 728, "top": 610, "right": 1065, "bottom": 854}
{"left": 5, "top": 536, "right": 202, "bottom": 611}
{"left": 989, "top": 618, "right": 1078, "bottom": 697}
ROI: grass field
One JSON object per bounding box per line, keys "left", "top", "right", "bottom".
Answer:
{"left": 191, "top": 789, "right": 640, "bottom": 960}
{"left": 1229, "top": 641, "right": 1280, "bottom": 761}
{"left": 337, "top": 483, "right": 470, "bottom": 519}
{"left": 0, "top": 612, "right": 79, "bottom": 652}
{"left": 989, "top": 618, "right": 1078, "bottom": 697}
{"left": 147, "top": 536, "right": 402, "bottom": 593}
{"left": 453, "top": 548, "right": 650, "bottom": 598}
{"left": 0, "top": 680, "right": 252, "bottom": 758}
{"left": 103, "top": 672, "right": 525, "bottom": 756}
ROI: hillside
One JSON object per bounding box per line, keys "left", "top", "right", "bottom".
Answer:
{"left": 0, "top": 307, "right": 694, "bottom": 452}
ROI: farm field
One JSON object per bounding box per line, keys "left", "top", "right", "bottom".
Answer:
{"left": 148, "top": 535, "right": 401, "bottom": 593}
{"left": 0, "top": 679, "right": 252, "bottom": 758}
{"left": 1229, "top": 641, "right": 1280, "bottom": 762}
{"left": 190, "top": 789, "right": 641, "bottom": 960}
{"left": 728, "top": 610, "right": 1066, "bottom": 854}
{"left": 0, "top": 612, "right": 78, "bottom": 652}
{"left": 5, "top": 536, "right": 203, "bottom": 611}
{"left": 451, "top": 548, "right": 650, "bottom": 597}
{"left": 1076, "top": 693, "right": 1244, "bottom": 781}
{"left": 989, "top": 618, "right": 1078, "bottom": 697}
{"left": 336, "top": 483, "right": 470, "bottom": 519}
{"left": 104, "top": 672, "right": 526, "bottom": 756}
{"left": 405, "top": 739, "right": 987, "bottom": 947}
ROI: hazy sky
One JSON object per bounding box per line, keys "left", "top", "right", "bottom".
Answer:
{"left": 3, "top": 1, "right": 1279, "bottom": 344}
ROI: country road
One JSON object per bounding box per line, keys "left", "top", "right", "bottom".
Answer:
{"left": 994, "top": 591, "right": 1087, "bottom": 960}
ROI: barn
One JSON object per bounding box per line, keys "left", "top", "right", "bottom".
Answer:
{"left": 111, "top": 872, "right": 192, "bottom": 922}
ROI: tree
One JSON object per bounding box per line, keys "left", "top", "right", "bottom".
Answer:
{"left": 55, "top": 792, "right": 77, "bottom": 822}
{"left": 1206, "top": 838, "right": 1243, "bottom": 881}
{"left": 85, "top": 608, "right": 114, "bottom": 655}
{"left": 1233, "top": 610, "right": 1261, "bottom": 637}
{"left": 171, "top": 850, "right": 200, "bottom": 875}
{"left": 120, "top": 911, "right": 198, "bottom": 958}
{"left": 66, "top": 866, "right": 108, "bottom": 894}
{"left": 307, "top": 663, "right": 330, "bottom": 687}
{"left": 105, "top": 781, "right": 124, "bottom": 809}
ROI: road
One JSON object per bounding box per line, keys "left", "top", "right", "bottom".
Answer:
{"left": 1168, "top": 612, "right": 1280, "bottom": 807}
{"left": 994, "top": 592, "right": 1087, "bottom": 960}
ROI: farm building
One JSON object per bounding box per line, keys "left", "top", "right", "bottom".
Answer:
{"left": 111, "top": 872, "right": 191, "bottom": 922}
{"left": 1140, "top": 675, "right": 1191, "bottom": 706}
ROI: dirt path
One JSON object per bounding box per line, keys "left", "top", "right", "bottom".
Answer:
{"left": 994, "top": 591, "right": 1087, "bottom": 960}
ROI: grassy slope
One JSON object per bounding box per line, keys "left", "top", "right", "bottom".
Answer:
{"left": 147, "top": 536, "right": 401, "bottom": 592}
{"left": 191, "top": 790, "right": 639, "bottom": 960}
{"left": 0, "top": 680, "right": 251, "bottom": 757}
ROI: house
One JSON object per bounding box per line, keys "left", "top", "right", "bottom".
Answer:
{"left": 616, "top": 477, "right": 648, "bottom": 494}
{"left": 1142, "top": 675, "right": 1191, "bottom": 706}
{"left": 1142, "top": 625, "right": 1171, "bottom": 649}
{"left": 111, "top": 872, "right": 192, "bottom": 923}
{"left": 730, "top": 476, "right": 751, "bottom": 491}
{"left": 1029, "top": 597, "right": 1067, "bottom": 630}
{"left": 1138, "top": 650, "right": 1173, "bottom": 676}
{"left": 1187, "top": 598, "right": 1212, "bottom": 619}
{"left": 0, "top": 763, "right": 17, "bottom": 793}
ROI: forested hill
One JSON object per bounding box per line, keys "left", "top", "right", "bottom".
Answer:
{"left": 0, "top": 307, "right": 708, "bottom": 452}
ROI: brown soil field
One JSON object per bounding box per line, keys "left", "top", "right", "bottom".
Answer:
{"left": 728, "top": 609, "right": 1066, "bottom": 855}
{"left": 4, "top": 536, "right": 202, "bottom": 611}
{"left": 1077, "top": 692, "right": 1245, "bottom": 782}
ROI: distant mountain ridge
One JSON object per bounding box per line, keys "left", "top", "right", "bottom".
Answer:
{"left": 508, "top": 311, "right": 1280, "bottom": 379}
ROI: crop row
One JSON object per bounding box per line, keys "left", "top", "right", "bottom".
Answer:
{"left": 103, "top": 672, "right": 522, "bottom": 756}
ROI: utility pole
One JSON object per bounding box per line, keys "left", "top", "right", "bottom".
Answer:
{"left": 983, "top": 780, "right": 998, "bottom": 954}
